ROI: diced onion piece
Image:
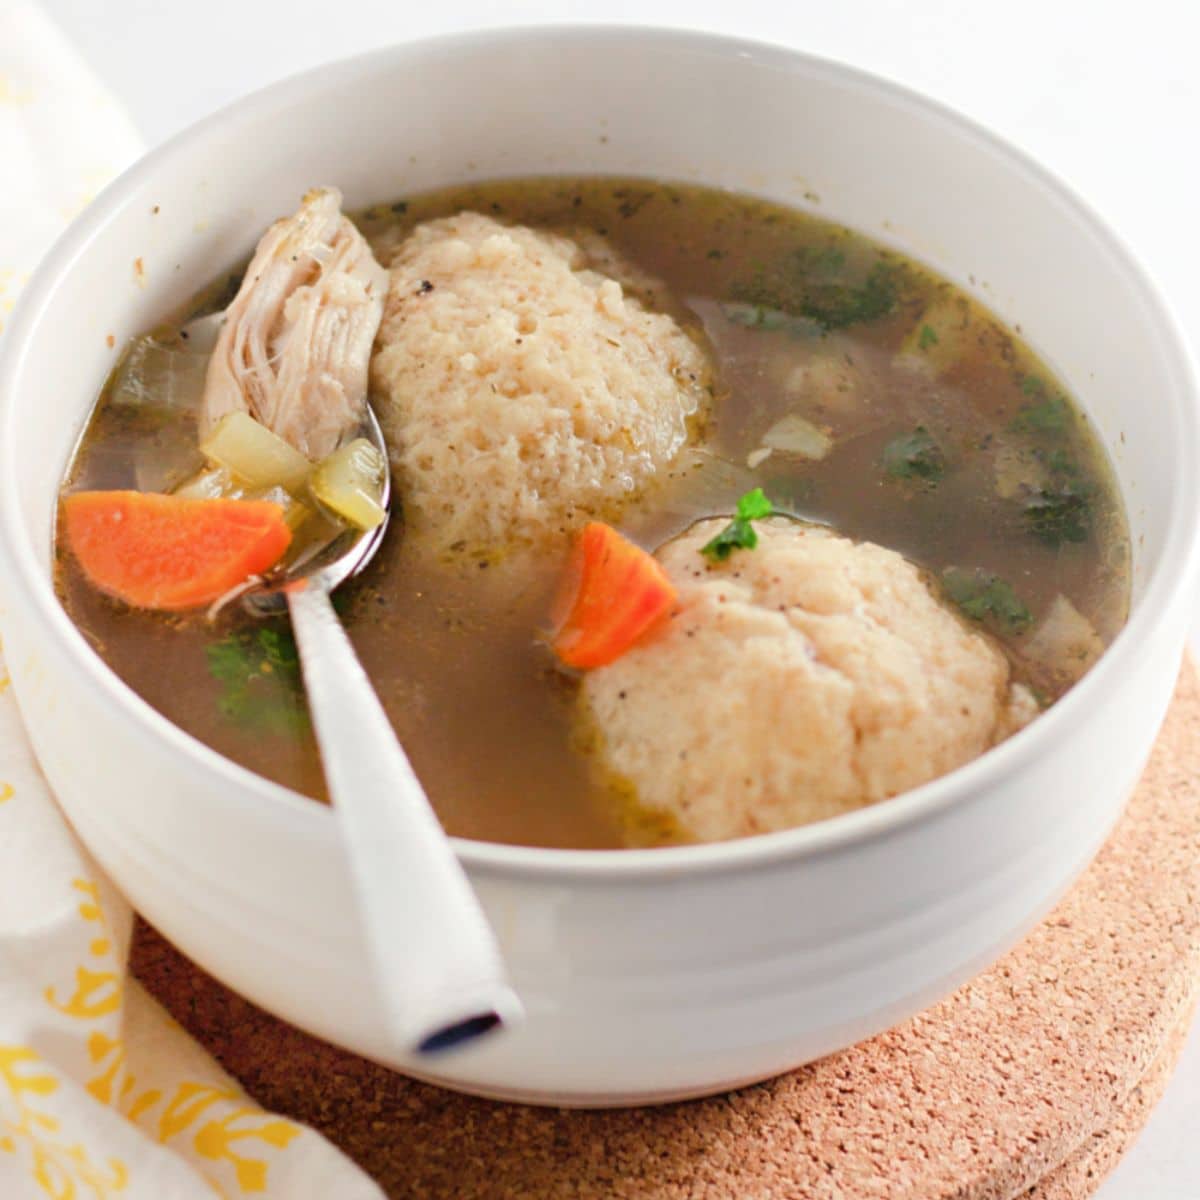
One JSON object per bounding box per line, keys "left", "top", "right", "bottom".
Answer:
{"left": 113, "top": 336, "right": 212, "bottom": 493}
{"left": 309, "top": 439, "right": 386, "bottom": 530}
{"left": 112, "top": 334, "right": 211, "bottom": 413}
{"left": 200, "top": 411, "right": 312, "bottom": 492}
{"left": 746, "top": 447, "right": 774, "bottom": 469}
{"left": 760, "top": 413, "right": 833, "bottom": 460}
{"left": 895, "top": 298, "right": 973, "bottom": 376}
{"left": 993, "top": 439, "right": 1048, "bottom": 500}
{"left": 1023, "top": 595, "right": 1104, "bottom": 686}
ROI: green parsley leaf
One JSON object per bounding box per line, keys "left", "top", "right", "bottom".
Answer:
{"left": 918, "top": 323, "right": 940, "bottom": 350}
{"left": 1010, "top": 394, "right": 1069, "bottom": 434}
{"left": 205, "top": 625, "right": 309, "bottom": 737}
{"left": 941, "top": 567, "right": 1033, "bottom": 633}
{"left": 700, "top": 521, "right": 758, "bottom": 561}
{"left": 701, "top": 489, "right": 775, "bottom": 562}
{"left": 736, "top": 487, "right": 774, "bottom": 521}
{"left": 1043, "top": 448, "right": 1080, "bottom": 477}
{"left": 728, "top": 253, "right": 901, "bottom": 334}
{"left": 792, "top": 260, "right": 898, "bottom": 331}
{"left": 1010, "top": 372, "right": 1072, "bottom": 435}
{"left": 882, "top": 427, "right": 946, "bottom": 481}
{"left": 1023, "top": 484, "right": 1092, "bottom": 546}
{"left": 794, "top": 245, "right": 848, "bottom": 275}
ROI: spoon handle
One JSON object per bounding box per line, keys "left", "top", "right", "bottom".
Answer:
{"left": 286, "top": 578, "right": 523, "bottom": 1054}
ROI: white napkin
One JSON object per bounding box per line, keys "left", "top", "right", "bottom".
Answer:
{"left": 0, "top": 4, "right": 384, "bottom": 1196}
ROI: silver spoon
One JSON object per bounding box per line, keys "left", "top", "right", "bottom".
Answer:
{"left": 241, "top": 402, "right": 523, "bottom": 1055}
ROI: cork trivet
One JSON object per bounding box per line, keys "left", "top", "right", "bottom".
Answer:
{"left": 1024, "top": 1003, "right": 1194, "bottom": 1200}
{"left": 132, "top": 658, "right": 1200, "bottom": 1200}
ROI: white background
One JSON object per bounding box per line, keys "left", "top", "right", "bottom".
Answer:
{"left": 35, "top": 1, "right": 1200, "bottom": 1195}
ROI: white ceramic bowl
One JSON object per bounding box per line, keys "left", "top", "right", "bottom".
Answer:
{"left": 1, "top": 26, "right": 1197, "bottom": 1106}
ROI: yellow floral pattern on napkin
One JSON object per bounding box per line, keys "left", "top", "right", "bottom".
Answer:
{"left": 1, "top": 1044, "right": 131, "bottom": 1200}
{"left": 0, "top": 4, "right": 384, "bottom": 1197}
{"left": 0, "top": 635, "right": 383, "bottom": 1199}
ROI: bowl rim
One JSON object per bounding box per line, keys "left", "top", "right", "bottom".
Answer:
{"left": 2, "top": 22, "right": 1198, "bottom": 884}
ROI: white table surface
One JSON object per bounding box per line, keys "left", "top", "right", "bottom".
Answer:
{"left": 35, "top": 0, "right": 1200, "bottom": 1195}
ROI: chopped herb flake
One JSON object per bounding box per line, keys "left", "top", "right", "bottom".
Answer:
{"left": 700, "top": 523, "right": 758, "bottom": 561}
{"left": 942, "top": 568, "right": 1033, "bottom": 633}
{"left": 918, "top": 323, "right": 940, "bottom": 350}
{"left": 206, "top": 625, "right": 309, "bottom": 736}
{"left": 795, "top": 245, "right": 847, "bottom": 274}
{"left": 701, "top": 488, "right": 774, "bottom": 562}
{"left": 729, "top": 255, "right": 901, "bottom": 333}
{"left": 794, "top": 260, "right": 898, "bottom": 331}
{"left": 1010, "top": 394, "right": 1069, "bottom": 434}
{"left": 1023, "top": 484, "right": 1092, "bottom": 546}
{"left": 882, "top": 427, "right": 946, "bottom": 481}
{"left": 1042, "top": 448, "right": 1081, "bottom": 478}
{"left": 736, "top": 487, "right": 773, "bottom": 521}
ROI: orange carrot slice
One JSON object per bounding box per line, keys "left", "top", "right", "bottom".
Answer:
{"left": 552, "top": 522, "right": 677, "bottom": 669}
{"left": 62, "top": 490, "right": 292, "bottom": 611}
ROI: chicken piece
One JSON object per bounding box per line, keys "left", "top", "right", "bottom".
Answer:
{"left": 201, "top": 188, "right": 388, "bottom": 462}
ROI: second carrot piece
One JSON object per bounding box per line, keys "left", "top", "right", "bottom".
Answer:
{"left": 552, "top": 522, "right": 678, "bottom": 670}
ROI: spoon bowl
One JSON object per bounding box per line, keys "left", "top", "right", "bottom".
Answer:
{"left": 242, "top": 404, "right": 393, "bottom": 616}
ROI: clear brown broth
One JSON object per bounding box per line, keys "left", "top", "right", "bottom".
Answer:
{"left": 56, "top": 178, "right": 1130, "bottom": 849}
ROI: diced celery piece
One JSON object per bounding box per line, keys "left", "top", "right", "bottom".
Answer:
{"left": 308, "top": 439, "right": 386, "bottom": 530}
{"left": 200, "top": 411, "right": 312, "bottom": 492}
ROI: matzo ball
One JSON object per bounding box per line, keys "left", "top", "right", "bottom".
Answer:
{"left": 582, "top": 518, "right": 1037, "bottom": 842}
{"left": 371, "top": 213, "right": 711, "bottom": 556}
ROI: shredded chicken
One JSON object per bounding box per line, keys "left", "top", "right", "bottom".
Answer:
{"left": 201, "top": 187, "right": 387, "bottom": 461}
